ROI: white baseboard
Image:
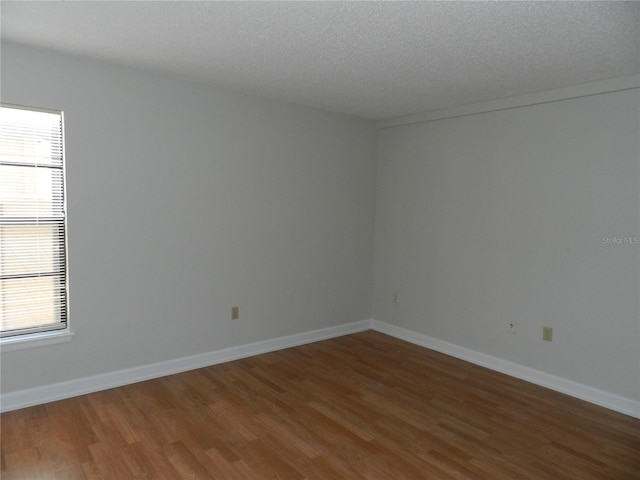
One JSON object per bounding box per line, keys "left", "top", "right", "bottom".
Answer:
{"left": 3, "top": 318, "right": 638, "bottom": 419}
{"left": 0, "top": 320, "right": 371, "bottom": 413}
{"left": 371, "top": 319, "right": 640, "bottom": 419}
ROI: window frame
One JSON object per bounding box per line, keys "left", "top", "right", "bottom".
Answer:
{"left": 0, "top": 103, "right": 71, "bottom": 349}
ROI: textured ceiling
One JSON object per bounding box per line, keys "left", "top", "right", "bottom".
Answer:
{"left": 1, "top": 1, "right": 639, "bottom": 120}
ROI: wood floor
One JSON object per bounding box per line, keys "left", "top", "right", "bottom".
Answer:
{"left": 1, "top": 331, "right": 639, "bottom": 479}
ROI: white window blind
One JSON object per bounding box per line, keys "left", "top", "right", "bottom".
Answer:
{"left": 0, "top": 105, "right": 67, "bottom": 337}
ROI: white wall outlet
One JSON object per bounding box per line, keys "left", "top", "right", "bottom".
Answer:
{"left": 508, "top": 321, "right": 517, "bottom": 334}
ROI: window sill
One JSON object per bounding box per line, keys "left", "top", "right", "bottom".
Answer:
{"left": 0, "top": 329, "right": 74, "bottom": 353}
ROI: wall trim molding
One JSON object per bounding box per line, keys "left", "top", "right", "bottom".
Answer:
{"left": 371, "top": 319, "right": 640, "bottom": 419}
{"left": 2, "top": 318, "right": 638, "bottom": 419}
{"left": 377, "top": 74, "right": 640, "bottom": 129}
{"left": 0, "top": 320, "right": 371, "bottom": 413}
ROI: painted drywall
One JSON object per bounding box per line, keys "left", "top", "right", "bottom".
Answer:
{"left": 1, "top": 41, "right": 638, "bottom": 412}
{"left": 373, "top": 87, "right": 640, "bottom": 401}
{"left": 0, "top": 43, "right": 377, "bottom": 393}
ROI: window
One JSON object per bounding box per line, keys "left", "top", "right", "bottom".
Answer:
{"left": 0, "top": 105, "right": 68, "bottom": 339}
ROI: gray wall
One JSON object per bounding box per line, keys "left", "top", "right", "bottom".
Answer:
{"left": 0, "top": 43, "right": 378, "bottom": 393}
{"left": 2, "top": 41, "right": 638, "bottom": 406}
{"left": 373, "top": 88, "right": 640, "bottom": 400}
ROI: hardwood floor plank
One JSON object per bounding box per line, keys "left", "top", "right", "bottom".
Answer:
{"left": 2, "top": 331, "right": 638, "bottom": 479}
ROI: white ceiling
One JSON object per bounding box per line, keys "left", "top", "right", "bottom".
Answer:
{"left": 1, "top": 1, "right": 638, "bottom": 120}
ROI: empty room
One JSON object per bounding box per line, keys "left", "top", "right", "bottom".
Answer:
{"left": 1, "top": 2, "right": 638, "bottom": 479}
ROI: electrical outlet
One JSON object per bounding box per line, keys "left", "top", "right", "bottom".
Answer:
{"left": 543, "top": 326, "right": 553, "bottom": 342}
{"left": 231, "top": 306, "right": 239, "bottom": 320}
{"left": 393, "top": 292, "right": 399, "bottom": 304}
{"left": 508, "top": 321, "right": 517, "bottom": 334}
